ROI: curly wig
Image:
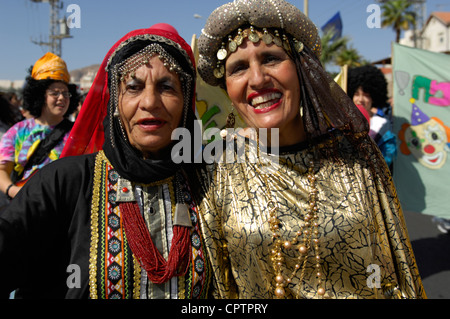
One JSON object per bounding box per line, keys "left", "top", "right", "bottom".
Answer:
{"left": 347, "top": 65, "right": 388, "bottom": 110}
{"left": 22, "top": 66, "right": 80, "bottom": 118}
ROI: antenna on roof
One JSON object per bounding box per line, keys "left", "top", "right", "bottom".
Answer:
{"left": 30, "top": 0, "right": 72, "bottom": 57}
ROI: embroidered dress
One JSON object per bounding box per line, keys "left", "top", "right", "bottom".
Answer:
{"left": 0, "top": 151, "right": 211, "bottom": 298}
{"left": 89, "top": 151, "right": 210, "bottom": 299}
{"left": 0, "top": 118, "right": 69, "bottom": 180}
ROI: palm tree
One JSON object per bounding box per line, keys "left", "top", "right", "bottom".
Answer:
{"left": 320, "top": 29, "right": 349, "bottom": 69}
{"left": 381, "top": 0, "right": 416, "bottom": 43}
{"left": 336, "top": 47, "right": 362, "bottom": 68}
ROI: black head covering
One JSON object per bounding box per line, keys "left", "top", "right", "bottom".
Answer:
{"left": 103, "top": 32, "right": 198, "bottom": 184}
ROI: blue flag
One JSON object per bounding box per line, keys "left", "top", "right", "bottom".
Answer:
{"left": 321, "top": 12, "right": 342, "bottom": 41}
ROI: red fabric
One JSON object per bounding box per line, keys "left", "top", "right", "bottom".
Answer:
{"left": 61, "top": 24, "right": 196, "bottom": 158}
{"left": 356, "top": 104, "right": 371, "bottom": 124}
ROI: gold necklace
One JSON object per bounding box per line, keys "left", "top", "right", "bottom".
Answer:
{"left": 257, "top": 139, "right": 325, "bottom": 298}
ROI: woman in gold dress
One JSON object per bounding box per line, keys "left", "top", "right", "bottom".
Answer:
{"left": 196, "top": 0, "right": 425, "bottom": 299}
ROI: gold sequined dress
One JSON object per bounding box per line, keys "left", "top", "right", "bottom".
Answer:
{"left": 197, "top": 134, "right": 426, "bottom": 299}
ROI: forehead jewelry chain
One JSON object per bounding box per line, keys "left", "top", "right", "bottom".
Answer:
{"left": 214, "top": 26, "right": 304, "bottom": 79}
{"left": 257, "top": 139, "right": 325, "bottom": 298}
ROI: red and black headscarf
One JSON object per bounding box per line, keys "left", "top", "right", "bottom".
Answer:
{"left": 61, "top": 24, "right": 198, "bottom": 183}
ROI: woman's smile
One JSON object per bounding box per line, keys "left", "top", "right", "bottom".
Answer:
{"left": 248, "top": 89, "right": 283, "bottom": 113}
{"left": 225, "top": 39, "right": 304, "bottom": 146}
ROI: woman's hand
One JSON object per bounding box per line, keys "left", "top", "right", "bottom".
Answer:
{"left": 6, "top": 184, "right": 21, "bottom": 199}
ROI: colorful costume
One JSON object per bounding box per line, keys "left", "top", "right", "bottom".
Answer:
{"left": 348, "top": 65, "right": 397, "bottom": 170}
{"left": 0, "top": 52, "right": 76, "bottom": 186}
{"left": 369, "top": 114, "right": 397, "bottom": 169}
{"left": 0, "top": 118, "right": 69, "bottom": 180}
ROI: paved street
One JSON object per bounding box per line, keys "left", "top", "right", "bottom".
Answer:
{"left": 403, "top": 210, "right": 450, "bottom": 299}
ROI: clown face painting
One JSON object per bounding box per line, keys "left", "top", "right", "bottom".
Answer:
{"left": 399, "top": 100, "right": 450, "bottom": 170}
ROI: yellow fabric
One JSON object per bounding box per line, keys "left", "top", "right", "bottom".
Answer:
{"left": 334, "top": 65, "right": 348, "bottom": 93}
{"left": 197, "top": 134, "right": 426, "bottom": 299}
{"left": 31, "top": 52, "right": 70, "bottom": 83}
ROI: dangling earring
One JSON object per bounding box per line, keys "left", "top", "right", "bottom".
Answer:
{"left": 113, "top": 105, "right": 128, "bottom": 141}
{"left": 220, "top": 104, "right": 236, "bottom": 139}
{"left": 226, "top": 104, "right": 236, "bottom": 129}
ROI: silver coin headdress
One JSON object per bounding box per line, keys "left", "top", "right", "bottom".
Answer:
{"left": 197, "top": 0, "right": 321, "bottom": 87}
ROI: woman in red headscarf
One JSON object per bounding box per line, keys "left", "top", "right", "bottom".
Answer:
{"left": 0, "top": 24, "right": 211, "bottom": 299}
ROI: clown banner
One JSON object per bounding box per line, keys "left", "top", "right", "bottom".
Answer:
{"left": 392, "top": 43, "right": 450, "bottom": 218}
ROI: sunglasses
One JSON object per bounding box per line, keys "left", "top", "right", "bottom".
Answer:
{"left": 47, "top": 90, "right": 72, "bottom": 99}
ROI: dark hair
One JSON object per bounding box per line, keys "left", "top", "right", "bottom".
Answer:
{"left": 2, "top": 92, "right": 18, "bottom": 102}
{"left": 347, "top": 65, "right": 388, "bottom": 109}
{"left": 0, "top": 95, "right": 18, "bottom": 127}
{"left": 22, "top": 66, "right": 80, "bottom": 118}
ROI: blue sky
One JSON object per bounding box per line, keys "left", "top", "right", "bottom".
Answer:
{"left": 1, "top": 0, "right": 448, "bottom": 81}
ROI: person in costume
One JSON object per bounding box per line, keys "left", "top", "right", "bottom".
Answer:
{"left": 347, "top": 65, "right": 397, "bottom": 171}
{"left": 0, "top": 95, "right": 22, "bottom": 211}
{"left": 0, "top": 52, "right": 80, "bottom": 200}
{"left": 196, "top": 0, "right": 425, "bottom": 299}
{"left": 0, "top": 24, "right": 211, "bottom": 299}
